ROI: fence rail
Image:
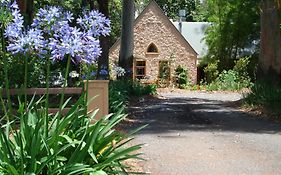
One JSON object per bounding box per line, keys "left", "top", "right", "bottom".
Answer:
{"left": 1, "top": 87, "right": 83, "bottom": 97}
{"left": 0, "top": 80, "right": 109, "bottom": 119}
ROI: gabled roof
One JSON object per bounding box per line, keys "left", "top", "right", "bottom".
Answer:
{"left": 173, "top": 22, "right": 210, "bottom": 58}
{"left": 109, "top": 0, "right": 198, "bottom": 56}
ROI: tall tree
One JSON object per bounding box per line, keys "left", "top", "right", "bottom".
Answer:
{"left": 17, "top": 0, "right": 34, "bottom": 26}
{"left": 118, "top": 0, "right": 135, "bottom": 78}
{"left": 204, "top": 0, "right": 260, "bottom": 70}
{"left": 135, "top": 0, "right": 196, "bottom": 21}
{"left": 258, "top": 0, "right": 281, "bottom": 85}
{"left": 155, "top": 0, "right": 196, "bottom": 21}
{"left": 96, "top": 0, "right": 110, "bottom": 79}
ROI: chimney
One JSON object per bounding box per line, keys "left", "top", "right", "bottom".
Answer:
{"left": 178, "top": 10, "right": 186, "bottom": 34}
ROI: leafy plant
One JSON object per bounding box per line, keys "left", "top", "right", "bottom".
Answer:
{"left": 204, "top": 60, "right": 219, "bottom": 83}
{"left": 0, "top": 95, "right": 145, "bottom": 174}
{"left": 175, "top": 65, "right": 190, "bottom": 89}
{"left": 205, "top": 69, "right": 252, "bottom": 91}
{"left": 204, "top": 57, "right": 253, "bottom": 91}
{"left": 109, "top": 80, "right": 157, "bottom": 113}
{"left": 244, "top": 81, "right": 281, "bottom": 112}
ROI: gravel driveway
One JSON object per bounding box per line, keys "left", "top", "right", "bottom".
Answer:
{"left": 127, "top": 90, "right": 281, "bottom": 175}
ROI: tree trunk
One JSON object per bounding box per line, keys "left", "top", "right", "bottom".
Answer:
{"left": 97, "top": 0, "right": 110, "bottom": 79}
{"left": 119, "top": 0, "right": 135, "bottom": 78}
{"left": 25, "top": 0, "right": 34, "bottom": 25}
{"left": 258, "top": 0, "right": 281, "bottom": 85}
{"left": 87, "top": 0, "right": 96, "bottom": 10}
{"left": 17, "top": 0, "right": 34, "bottom": 26}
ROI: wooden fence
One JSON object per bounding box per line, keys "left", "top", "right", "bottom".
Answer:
{"left": 1, "top": 80, "right": 109, "bottom": 120}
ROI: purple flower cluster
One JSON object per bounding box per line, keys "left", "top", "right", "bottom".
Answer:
{"left": 49, "top": 26, "right": 101, "bottom": 64}
{"left": 6, "top": 28, "right": 46, "bottom": 55}
{"left": 77, "top": 10, "right": 110, "bottom": 37}
{"left": 4, "top": 2, "right": 111, "bottom": 64}
{"left": 4, "top": 7, "right": 23, "bottom": 39}
{"left": 4, "top": 2, "right": 46, "bottom": 55}
{"left": 0, "top": 0, "right": 11, "bottom": 7}
{"left": 31, "top": 6, "right": 72, "bottom": 35}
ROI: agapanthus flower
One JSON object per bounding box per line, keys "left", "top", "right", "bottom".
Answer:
{"left": 99, "top": 69, "right": 108, "bottom": 76}
{"left": 77, "top": 10, "right": 110, "bottom": 37}
{"left": 90, "top": 71, "right": 97, "bottom": 77}
{"left": 4, "top": 2, "right": 46, "bottom": 55}
{"left": 49, "top": 24, "right": 102, "bottom": 64}
{"left": 6, "top": 28, "right": 46, "bottom": 55}
{"left": 1, "top": 1, "right": 21, "bottom": 29}
{"left": 4, "top": 8, "right": 24, "bottom": 39}
{"left": 81, "top": 74, "right": 87, "bottom": 80}
{"left": 32, "top": 6, "right": 73, "bottom": 35}
{"left": 0, "top": 0, "right": 11, "bottom": 8}
{"left": 5, "top": 2, "right": 110, "bottom": 65}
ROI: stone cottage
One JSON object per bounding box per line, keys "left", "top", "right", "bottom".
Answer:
{"left": 109, "top": 0, "right": 198, "bottom": 85}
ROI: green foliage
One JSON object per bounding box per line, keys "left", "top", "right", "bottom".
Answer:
{"left": 206, "top": 69, "right": 252, "bottom": 91}
{"left": 192, "top": 0, "right": 209, "bottom": 21}
{"left": 158, "top": 61, "right": 171, "bottom": 87}
{"left": 109, "top": 0, "right": 122, "bottom": 45}
{"left": 233, "top": 57, "right": 252, "bottom": 83}
{"left": 159, "top": 61, "right": 170, "bottom": 80}
{"left": 204, "top": 0, "right": 260, "bottom": 70}
{"left": 205, "top": 57, "right": 253, "bottom": 91}
{"left": 155, "top": 0, "right": 196, "bottom": 21}
{"left": 0, "top": 95, "right": 144, "bottom": 174}
{"left": 175, "top": 65, "right": 190, "bottom": 89}
{"left": 109, "top": 80, "right": 157, "bottom": 113}
{"left": 203, "top": 60, "right": 219, "bottom": 83}
{"left": 109, "top": 80, "right": 130, "bottom": 113}
{"left": 34, "top": 0, "right": 86, "bottom": 15}
{"left": 245, "top": 81, "right": 281, "bottom": 112}
{"left": 137, "top": 0, "right": 197, "bottom": 21}
{"left": 0, "top": 55, "right": 45, "bottom": 88}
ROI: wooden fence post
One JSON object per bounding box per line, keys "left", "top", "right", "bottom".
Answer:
{"left": 84, "top": 80, "right": 109, "bottom": 121}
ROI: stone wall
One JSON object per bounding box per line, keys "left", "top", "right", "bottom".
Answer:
{"left": 110, "top": 3, "right": 197, "bottom": 85}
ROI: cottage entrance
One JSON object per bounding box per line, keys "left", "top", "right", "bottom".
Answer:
{"left": 158, "top": 61, "right": 170, "bottom": 87}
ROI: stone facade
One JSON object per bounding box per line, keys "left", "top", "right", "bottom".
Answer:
{"left": 109, "top": 1, "right": 197, "bottom": 85}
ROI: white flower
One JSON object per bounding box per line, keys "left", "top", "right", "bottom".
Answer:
{"left": 113, "top": 66, "right": 126, "bottom": 77}
{"left": 69, "top": 71, "right": 80, "bottom": 78}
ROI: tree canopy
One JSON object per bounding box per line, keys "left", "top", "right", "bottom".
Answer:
{"left": 202, "top": 0, "right": 260, "bottom": 70}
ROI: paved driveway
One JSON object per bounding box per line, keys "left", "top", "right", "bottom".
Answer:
{"left": 127, "top": 91, "right": 281, "bottom": 175}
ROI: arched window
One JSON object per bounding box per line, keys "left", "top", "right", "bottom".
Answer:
{"left": 147, "top": 43, "right": 158, "bottom": 53}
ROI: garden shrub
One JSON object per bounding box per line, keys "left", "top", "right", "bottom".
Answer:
{"left": 204, "top": 60, "right": 219, "bottom": 83}
{"left": 233, "top": 57, "right": 250, "bottom": 77}
{"left": 245, "top": 81, "right": 281, "bottom": 112}
{"left": 109, "top": 80, "right": 157, "bottom": 113}
{"left": 0, "top": 95, "right": 144, "bottom": 174}
{"left": 175, "top": 65, "right": 190, "bottom": 89}
{"left": 158, "top": 61, "right": 170, "bottom": 87}
{"left": 0, "top": 56, "right": 45, "bottom": 88}
{"left": 205, "top": 57, "right": 253, "bottom": 91}
{"left": 206, "top": 69, "right": 252, "bottom": 91}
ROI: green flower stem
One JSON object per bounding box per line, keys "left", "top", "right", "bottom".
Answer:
{"left": 0, "top": 89, "right": 8, "bottom": 116}
{"left": 85, "top": 78, "right": 89, "bottom": 115}
{"left": 45, "top": 58, "right": 51, "bottom": 137}
{"left": 54, "top": 55, "right": 71, "bottom": 151}
{"left": 0, "top": 88, "right": 9, "bottom": 136}
{"left": 59, "top": 55, "right": 71, "bottom": 114}
{"left": 24, "top": 55, "right": 28, "bottom": 108}
{"left": 1, "top": 27, "right": 12, "bottom": 122}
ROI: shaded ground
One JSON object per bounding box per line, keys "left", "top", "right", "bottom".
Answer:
{"left": 126, "top": 90, "right": 281, "bottom": 175}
